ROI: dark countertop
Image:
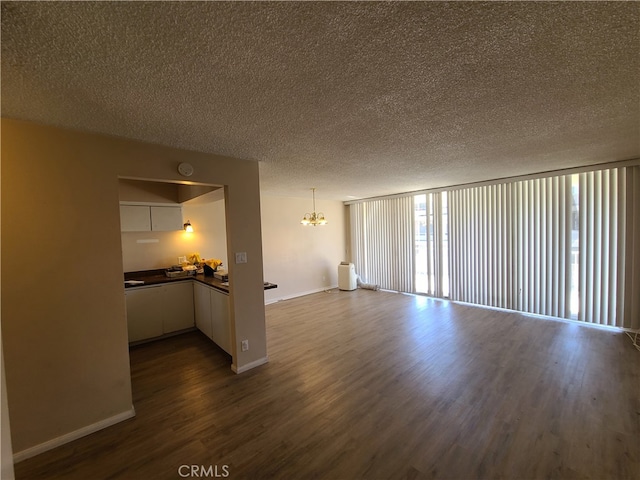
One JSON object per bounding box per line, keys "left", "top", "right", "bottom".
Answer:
{"left": 124, "top": 269, "right": 277, "bottom": 294}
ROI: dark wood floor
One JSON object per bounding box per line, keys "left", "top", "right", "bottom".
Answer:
{"left": 14, "top": 289, "right": 640, "bottom": 479}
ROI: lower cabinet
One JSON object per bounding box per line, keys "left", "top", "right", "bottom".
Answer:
{"left": 126, "top": 282, "right": 195, "bottom": 343}
{"left": 194, "top": 282, "right": 213, "bottom": 339}
{"left": 162, "top": 281, "right": 195, "bottom": 333}
{"left": 193, "top": 281, "right": 231, "bottom": 354}
{"left": 210, "top": 288, "right": 231, "bottom": 354}
{"left": 125, "top": 286, "right": 164, "bottom": 342}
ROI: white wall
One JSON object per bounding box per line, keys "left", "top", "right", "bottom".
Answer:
{"left": 261, "top": 195, "right": 347, "bottom": 303}
{"left": 120, "top": 230, "right": 192, "bottom": 271}
{"left": 181, "top": 188, "right": 228, "bottom": 268}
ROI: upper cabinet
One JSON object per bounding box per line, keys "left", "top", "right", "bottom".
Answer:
{"left": 120, "top": 205, "right": 151, "bottom": 232}
{"left": 150, "top": 206, "right": 183, "bottom": 231}
{"left": 120, "top": 204, "right": 183, "bottom": 232}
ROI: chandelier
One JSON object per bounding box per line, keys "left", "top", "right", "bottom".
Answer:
{"left": 301, "top": 188, "right": 328, "bottom": 226}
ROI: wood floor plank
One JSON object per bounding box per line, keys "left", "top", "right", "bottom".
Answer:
{"left": 13, "top": 289, "right": 640, "bottom": 479}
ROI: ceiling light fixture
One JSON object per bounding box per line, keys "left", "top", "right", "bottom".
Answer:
{"left": 301, "top": 188, "right": 327, "bottom": 226}
{"left": 183, "top": 220, "right": 194, "bottom": 233}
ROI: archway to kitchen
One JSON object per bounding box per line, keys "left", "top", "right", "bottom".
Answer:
{"left": 118, "top": 178, "right": 232, "bottom": 380}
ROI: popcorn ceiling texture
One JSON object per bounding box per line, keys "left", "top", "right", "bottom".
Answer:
{"left": 1, "top": 2, "right": 638, "bottom": 200}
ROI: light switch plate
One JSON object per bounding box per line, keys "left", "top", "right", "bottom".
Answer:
{"left": 235, "top": 252, "right": 247, "bottom": 264}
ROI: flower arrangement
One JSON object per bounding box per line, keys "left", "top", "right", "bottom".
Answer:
{"left": 186, "top": 253, "right": 202, "bottom": 265}
{"left": 204, "top": 258, "right": 223, "bottom": 269}
{"left": 185, "top": 253, "right": 223, "bottom": 275}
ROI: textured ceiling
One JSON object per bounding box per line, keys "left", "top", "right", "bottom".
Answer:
{"left": 1, "top": 2, "right": 638, "bottom": 201}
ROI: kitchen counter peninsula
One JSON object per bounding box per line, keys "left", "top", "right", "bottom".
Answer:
{"left": 124, "top": 268, "right": 277, "bottom": 294}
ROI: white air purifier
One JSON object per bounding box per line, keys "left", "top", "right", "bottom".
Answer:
{"left": 338, "top": 263, "right": 357, "bottom": 291}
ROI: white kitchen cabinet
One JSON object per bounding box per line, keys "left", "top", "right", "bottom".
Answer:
{"left": 162, "top": 281, "right": 195, "bottom": 333}
{"left": 126, "top": 282, "right": 195, "bottom": 343}
{"left": 210, "top": 288, "right": 231, "bottom": 354}
{"left": 194, "top": 282, "right": 213, "bottom": 339}
{"left": 193, "top": 282, "right": 231, "bottom": 354}
{"left": 119, "top": 204, "right": 183, "bottom": 232}
{"left": 125, "top": 286, "right": 164, "bottom": 342}
{"left": 150, "top": 206, "right": 184, "bottom": 231}
{"left": 120, "top": 205, "right": 151, "bottom": 232}
{"left": 127, "top": 279, "right": 230, "bottom": 350}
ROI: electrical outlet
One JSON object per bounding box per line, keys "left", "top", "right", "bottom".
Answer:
{"left": 235, "top": 252, "right": 247, "bottom": 264}
{"left": 241, "top": 340, "right": 249, "bottom": 352}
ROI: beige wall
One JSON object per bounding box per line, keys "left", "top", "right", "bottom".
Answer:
{"left": 0, "top": 151, "right": 13, "bottom": 477}
{"left": 1, "top": 119, "right": 267, "bottom": 455}
{"left": 261, "top": 195, "right": 348, "bottom": 303}
{"left": 2, "top": 283, "right": 15, "bottom": 479}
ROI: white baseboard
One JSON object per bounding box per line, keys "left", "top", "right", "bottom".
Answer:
{"left": 231, "top": 356, "right": 269, "bottom": 374}
{"left": 265, "top": 285, "right": 338, "bottom": 305}
{"left": 13, "top": 407, "right": 136, "bottom": 463}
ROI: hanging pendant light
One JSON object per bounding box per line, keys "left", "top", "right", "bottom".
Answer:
{"left": 301, "top": 188, "right": 327, "bottom": 226}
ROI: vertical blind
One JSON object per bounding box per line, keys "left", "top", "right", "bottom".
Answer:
{"left": 623, "top": 166, "right": 640, "bottom": 331}
{"left": 448, "top": 177, "right": 574, "bottom": 318}
{"left": 350, "top": 164, "right": 640, "bottom": 330}
{"left": 350, "top": 196, "right": 414, "bottom": 292}
{"left": 447, "top": 166, "right": 639, "bottom": 329}
{"left": 576, "top": 167, "right": 640, "bottom": 329}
